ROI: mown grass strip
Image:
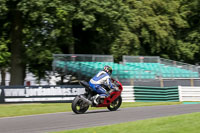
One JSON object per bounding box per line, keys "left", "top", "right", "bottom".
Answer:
{"left": 53, "top": 112, "right": 200, "bottom": 133}
{"left": 0, "top": 102, "right": 181, "bottom": 118}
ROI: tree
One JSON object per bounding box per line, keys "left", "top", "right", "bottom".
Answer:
{"left": 8, "top": 0, "right": 26, "bottom": 85}
{"left": 0, "top": 0, "right": 11, "bottom": 85}
{"left": 178, "top": 0, "right": 200, "bottom": 63}
{"left": 1, "top": 0, "right": 63, "bottom": 84}
{"left": 1, "top": 0, "right": 200, "bottom": 85}
{"left": 111, "top": 0, "right": 199, "bottom": 63}
{"left": 61, "top": 0, "right": 135, "bottom": 62}
{"left": 20, "top": 0, "right": 63, "bottom": 81}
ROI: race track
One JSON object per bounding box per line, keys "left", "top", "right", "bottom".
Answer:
{"left": 0, "top": 104, "right": 200, "bottom": 133}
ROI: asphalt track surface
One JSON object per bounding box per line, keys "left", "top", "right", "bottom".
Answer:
{"left": 0, "top": 104, "right": 200, "bottom": 133}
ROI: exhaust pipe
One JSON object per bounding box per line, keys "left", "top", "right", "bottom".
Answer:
{"left": 79, "top": 95, "right": 92, "bottom": 105}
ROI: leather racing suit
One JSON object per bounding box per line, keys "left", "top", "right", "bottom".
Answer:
{"left": 89, "top": 70, "right": 115, "bottom": 97}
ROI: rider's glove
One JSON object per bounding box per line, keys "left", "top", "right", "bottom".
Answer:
{"left": 114, "top": 81, "right": 120, "bottom": 87}
{"left": 113, "top": 87, "right": 120, "bottom": 92}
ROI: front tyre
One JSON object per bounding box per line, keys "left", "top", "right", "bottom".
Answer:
{"left": 107, "top": 96, "right": 122, "bottom": 111}
{"left": 71, "top": 95, "right": 89, "bottom": 114}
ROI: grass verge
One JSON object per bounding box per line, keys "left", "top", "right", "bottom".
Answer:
{"left": 0, "top": 102, "right": 181, "bottom": 118}
{"left": 53, "top": 112, "right": 200, "bottom": 133}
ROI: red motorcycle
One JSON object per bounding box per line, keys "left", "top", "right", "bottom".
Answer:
{"left": 71, "top": 78, "right": 123, "bottom": 114}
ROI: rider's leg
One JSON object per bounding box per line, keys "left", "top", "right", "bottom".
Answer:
{"left": 89, "top": 82, "right": 109, "bottom": 104}
{"left": 89, "top": 82, "right": 102, "bottom": 104}
{"left": 96, "top": 86, "right": 109, "bottom": 96}
{"left": 93, "top": 86, "right": 109, "bottom": 104}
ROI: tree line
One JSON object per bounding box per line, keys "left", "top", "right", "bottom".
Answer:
{"left": 0, "top": 0, "right": 199, "bottom": 85}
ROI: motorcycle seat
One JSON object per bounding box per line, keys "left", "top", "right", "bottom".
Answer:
{"left": 79, "top": 81, "right": 93, "bottom": 91}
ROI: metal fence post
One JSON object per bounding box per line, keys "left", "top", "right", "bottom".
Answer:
{"left": 190, "top": 79, "right": 194, "bottom": 87}
{"left": 0, "top": 88, "right": 5, "bottom": 103}
{"left": 160, "top": 78, "right": 164, "bottom": 87}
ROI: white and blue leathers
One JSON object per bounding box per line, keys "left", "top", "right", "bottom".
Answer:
{"left": 89, "top": 71, "right": 114, "bottom": 97}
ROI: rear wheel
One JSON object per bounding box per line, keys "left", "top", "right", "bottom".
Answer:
{"left": 71, "top": 95, "right": 89, "bottom": 114}
{"left": 107, "top": 96, "right": 122, "bottom": 111}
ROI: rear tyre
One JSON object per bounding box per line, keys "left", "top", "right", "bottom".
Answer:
{"left": 71, "top": 95, "right": 89, "bottom": 114}
{"left": 107, "top": 96, "right": 122, "bottom": 111}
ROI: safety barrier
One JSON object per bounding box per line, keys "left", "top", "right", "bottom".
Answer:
{"left": 0, "top": 86, "right": 85, "bottom": 103}
{"left": 178, "top": 86, "right": 200, "bottom": 101}
{"left": 1, "top": 85, "right": 200, "bottom": 103}
{"left": 0, "top": 86, "right": 135, "bottom": 103}
{"left": 134, "top": 86, "right": 179, "bottom": 102}
{"left": 121, "top": 86, "right": 135, "bottom": 102}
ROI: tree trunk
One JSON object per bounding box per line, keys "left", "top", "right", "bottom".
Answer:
{"left": 69, "top": 43, "right": 75, "bottom": 54}
{"left": 10, "top": 10, "right": 25, "bottom": 85}
{"left": 1, "top": 69, "right": 6, "bottom": 86}
{"left": 69, "top": 25, "right": 75, "bottom": 54}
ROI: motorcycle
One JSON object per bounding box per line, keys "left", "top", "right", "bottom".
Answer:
{"left": 71, "top": 78, "right": 123, "bottom": 114}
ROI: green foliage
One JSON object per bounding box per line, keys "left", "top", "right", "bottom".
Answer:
{"left": 179, "top": 0, "right": 200, "bottom": 63}
{"left": 0, "top": 0, "right": 200, "bottom": 81}
{"left": 0, "top": 37, "right": 10, "bottom": 68}
{"left": 18, "top": 0, "right": 63, "bottom": 80}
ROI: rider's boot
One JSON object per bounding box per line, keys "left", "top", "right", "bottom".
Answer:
{"left": 93, "top": 94, "right": 100, "bottom": 105}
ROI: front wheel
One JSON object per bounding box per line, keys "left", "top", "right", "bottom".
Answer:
{"left": 107, "top": 95, "right": 122, "bottom": 111}
{"left": 71, "top": 95, "right": 89, "bottom": 114}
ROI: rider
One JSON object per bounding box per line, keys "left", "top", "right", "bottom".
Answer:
{"left": 89, "top": 65, "right": 116, "bottom": 104}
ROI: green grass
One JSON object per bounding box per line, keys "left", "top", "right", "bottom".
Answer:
{"left": 53, "top": 112, "right": 200, "bottom": 133}
{"left": 0, "top": 102, "right": 181, "bottom": 118}
{"left": 121, "top": 102, "right": 181, "bottom": 108}
{"left": 0, "top": 103, "right": 70, "bottom": 117}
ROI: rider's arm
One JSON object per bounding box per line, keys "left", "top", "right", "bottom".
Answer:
{"left": 106, "top": 78, "right": 115, "bottom": 89}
